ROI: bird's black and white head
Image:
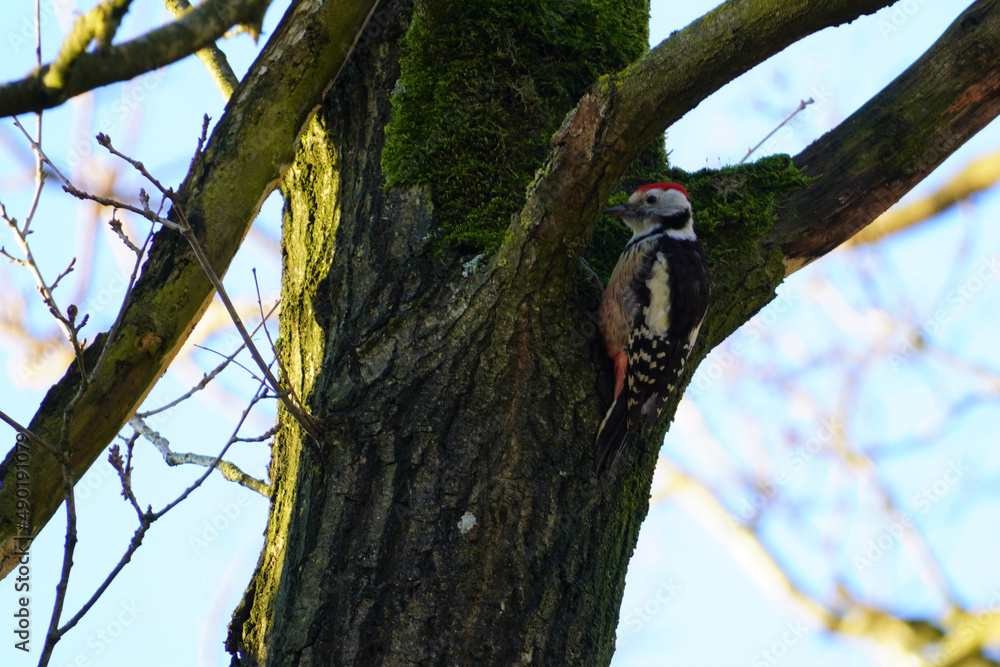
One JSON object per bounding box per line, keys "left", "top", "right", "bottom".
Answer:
{"left": 603, "top": 182, "right": 695, "bottom": 241}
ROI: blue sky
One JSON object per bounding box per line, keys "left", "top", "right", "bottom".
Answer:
{"left": 2, "top": 1, "right": 999, "bottom": 666}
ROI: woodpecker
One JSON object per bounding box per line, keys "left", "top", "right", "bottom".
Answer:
{"left": 594, "top": 182, "right": 710, "bottom": 476}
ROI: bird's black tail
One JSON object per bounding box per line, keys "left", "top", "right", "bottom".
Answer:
{"left": 594, "top": 396, "right": 630, "bottom": 477}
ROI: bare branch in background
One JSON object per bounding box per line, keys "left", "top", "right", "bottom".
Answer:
{"left": 137, "top": 300, "right": 280, "bottom": 418}
{"left": 44, "top": 0, "right": 135, "bottom": 90}
{"left": 0, "top": 0, "right": 380, "bottom": 576}
{"left": 0, "top": 408, "right": 58, "bottom": 457}
{"left": 739, "top": 98, "right": 814, "bottom": 165}
{"left": 0, "top": 0, "right": 273, "bottom": 117}
{"left": 655, "top": 457, "right": 1000, "bottom": 665}
{"left": 93, "top": 132, "right": 321, "bottom": 439}
{"left": 766, "top": 0, "right": 1000, "bottom": 271}
{"left": 846, "top": 150, "right": 1000, "bottom": 247}
{"left": 2, "top": 120, "right": 90, "bottom": 380}
{"left": 10, "top": 122, "right": 314, "bottom": 437}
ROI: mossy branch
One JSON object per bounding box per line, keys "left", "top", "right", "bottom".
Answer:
{"left": 765, "top": 0, "right": 1000, "bottom": 273}
{"left": 0, "top": 0, "right": 271, "bottom": 117}
{"left": 500, "top": 0, "right": 897, "bottom": 283}
{"left": 43, "top": 0, "right": 134, "bottom": 90}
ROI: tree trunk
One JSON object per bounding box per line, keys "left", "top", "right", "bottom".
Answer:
{"left": 229, "top": 1, "right": 669, "bottom": 663}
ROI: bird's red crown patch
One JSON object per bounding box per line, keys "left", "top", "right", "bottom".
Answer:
{"left": 636, "top": 182, "right": 688, "bottom": 198}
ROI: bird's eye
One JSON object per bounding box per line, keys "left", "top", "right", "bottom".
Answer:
{"left": 645, "top": 195, "right": 657, "bottom": 204}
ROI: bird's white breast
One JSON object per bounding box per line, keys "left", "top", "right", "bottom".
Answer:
{"left": 644, "top": 252, "right": 672, "bottom": 335}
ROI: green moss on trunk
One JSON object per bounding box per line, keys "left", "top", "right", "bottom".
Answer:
{"left": 383, "top": 0, "right": 650, "bottom": 252}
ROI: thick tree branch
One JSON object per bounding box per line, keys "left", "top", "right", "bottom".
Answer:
{"left": 0, "top": 0, "right": 271, "bottom": 117}
{"left": 765, "top": 0, "right": 1000, "bottom": 272}
{"left": 0, "top": 0, "right": 381, "bottom": 579}
{"left": 501, "top": 0, "right": 897, "bottom": 276}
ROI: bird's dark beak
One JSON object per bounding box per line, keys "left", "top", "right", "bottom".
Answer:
{"left": 602, "top": 205, "right": 628, "bottom": 217}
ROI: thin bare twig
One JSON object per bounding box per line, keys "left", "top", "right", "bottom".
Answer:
{"left": 130, "top": 415, "right": 272, "bottom": 497}
{"left": 193, "top": 343, "right": 262, "bottom": 381}
{"left": 13, "top": 117, "right": 71, "bottom": 190}
{"left": 0, "top": 241, "right": 30, "bottom": 267}
{"left": 37, "top": 220, "right": 157, "bottom": 667}
{"left": 578, "top": 257, "right": 604, "bottom": 292}
{"left": 107, "top": 210, "right": 141, "bottom": 255}
{"left": 13, "top": 118, "right": 181, "bottom": 231}
{"left": 173, "top": 204, "right": 321, "bottom": 438}
{"left": 137, "top": 299, "right": 280, "bottom": 418}
{"left": 152, "top": 380, "right": 272, "bottom": 516}
{"left": 23, "top": 160, "right": 45, "bottom": 236}
{"left": 25, "top": 21, "right": 44, "bottom": 237}
{"left": 15, "top": 124, "right": 323, "bottom": 441}
{"left": 90, "top": 132, "right": 322, "bottom": 440}
{"left": 252, "top": 268, "right": 308, "bottom": 416}
{"left": 108, "top": 442, "right": 143, "bottom": 518}
{"left": 48, "top": 257, "right": 76, "bottom": 293}
{"left": 38, "top": 461, "right": 77, "bottom": 667}
{"left": 49, "top": 518, "right": 151, "bottom": 644}
{"left": 47, "top": 377, "right": 271, "bottom": 650}
{"left": 95, "top": 133, "right": 169, "bottom": 193}
{"left": 233, "top": 426, "right": 279, "bottom": 444}
{"left": 0, "top": 408, "right": 59, "bottom": 456}
{"left": 1, "top": 174, "right": 87, "bottom": 379}
{"left": 739, "top": 98, "right": 814, "bottom": 165}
